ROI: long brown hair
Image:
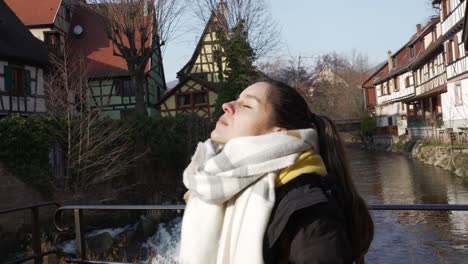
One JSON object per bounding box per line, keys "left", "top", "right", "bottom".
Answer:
{"left": 262, "top": 79, "right": 374, "bottom": 263}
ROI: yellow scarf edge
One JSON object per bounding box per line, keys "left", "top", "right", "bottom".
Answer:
{"left": 275, "top": 150, "right": 327, "bottom": 188}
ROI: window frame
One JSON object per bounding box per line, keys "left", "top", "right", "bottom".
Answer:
{"left": 454, "top": 83, "right": 463, "bottom": 106}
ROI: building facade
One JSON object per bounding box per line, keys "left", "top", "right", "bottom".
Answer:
{"left": 0, "top": 1, "right": 49, "bottom": 116}
{"left": 434, "top": 0, "right": 468, "bottom": 129}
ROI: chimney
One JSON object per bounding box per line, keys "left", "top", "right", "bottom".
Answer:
{"left": 416, "top": 24, "right": 422, "bottom": 34}
{"left": 387, "top": 50, "right": 393, "bottom": 70}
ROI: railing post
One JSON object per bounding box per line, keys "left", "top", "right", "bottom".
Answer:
{"left": 74, "top": 209, "right": 86, "bottom": 261}
{"left": 31, "top": 207, "right": 43, "bottom": 264}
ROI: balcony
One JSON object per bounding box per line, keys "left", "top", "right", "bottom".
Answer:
{"left": 441, "top": 0, "right": 466, "bottom": 37}
{"left": 415, "top": 72, "right": 447, "bottom": 96}
{"left": 377, "top": 85, "right": 415, "bottom": 105}
{"left": 446, "top": 55, "right": 468, "bottom": 79}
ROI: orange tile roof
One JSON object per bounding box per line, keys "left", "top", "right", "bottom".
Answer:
{"left": 4, "top": 0, "right": 62, "bottom": 26}
{"left": 69, "top": 5, "right": 150, "bottom": 79}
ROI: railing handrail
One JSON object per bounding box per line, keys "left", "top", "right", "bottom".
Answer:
{"left": 54, "top": 203, "right": 468, "bottom": 212}
{"left": 0, "top": 201, "right": 60, "bottom": 215}
{"left": 368, "top": 204, "right": 468, "bottom": 211}
{"left": 0, "top": 202, "right": 61, "bottom": 264}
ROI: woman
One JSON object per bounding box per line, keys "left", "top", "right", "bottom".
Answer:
{"left": 179, "top": 80, "right": 374, "bottom": 264}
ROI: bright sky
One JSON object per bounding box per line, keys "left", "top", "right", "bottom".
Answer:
{"left": 161, "top": 0, "right": 437, "bottom": 82}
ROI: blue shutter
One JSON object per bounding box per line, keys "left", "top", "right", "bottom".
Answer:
{"left": 4, "top": 65, "right": 12, "bottom": 94}
{"left": 24, "top": 70, "right": 31, "bottom": 95}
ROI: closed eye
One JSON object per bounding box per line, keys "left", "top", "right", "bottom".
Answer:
{"left": 242, "top": 104, "right": 252, "bottom": 109}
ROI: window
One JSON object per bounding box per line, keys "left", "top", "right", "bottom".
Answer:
{"left": 44, "top": 32, "right": 61, "bottom": 50}
{"left": 213, "top": 50, "right": 223, "bottom": 71}
{"left": 176, "top": 91, "right": 209, "bottom": 107}
{"left": 401, "top": 102, "right": 406, "bottom": 111}
{"left": 177, "top": 94, "right": 191, "bottom": 107}
{"left": 65, "top": 7, "right": 71, "bottom": 22}
{"left": 394, "top": 77, "right": 399, "bottom": 91}
{"left": 454, "top": 83, "right": 463, "bottom": 106}
{"left": 116, "top": 79, "right": 135, "bottom": 96}
{"left": 410, "top": 45, "right": 415, "bottom": 58}
{"left": 446, "top": 40, "right": 453, "bottom": 64}
{"left": 3, "top": 66, "right": 31, "bottom": 96}
{"left": 194, "top": 92, "right": 208, "bottom": 105}
{"left": 12, "top": 68, "right": 25, "bottom": 96}
{"left": 388, "top": 116, "right": 393, "bottom": 126}
{"left": 405, "top": 76, "right": 410, "bottom": 88}
{"left": 192, "top": 72, "right": 208, "bottom": 81}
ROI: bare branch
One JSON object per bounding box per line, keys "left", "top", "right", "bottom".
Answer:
{"left": 193, "top": 0, "right": 280, "bottom": 59}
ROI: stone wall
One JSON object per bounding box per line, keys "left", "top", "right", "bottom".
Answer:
{"left": 0, "top": 163, "right": 50, "bottom": 231}
{"left": 411, "top": 142, "right": 468, "bottom": 178}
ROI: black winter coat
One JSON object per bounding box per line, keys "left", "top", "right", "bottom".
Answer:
{"left": 263, "top": 173, "right": 353, "bottom": 264}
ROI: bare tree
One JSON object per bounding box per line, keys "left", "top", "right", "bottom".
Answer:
{"left": 45, "top": 49, "right": 136, "bottom": 193}
{"left": 85, "top": 0, "right": 186, "bottom": 115}
{"left": 193, "top": 0, "right": 280, "bottom": 59}
{"left": 297, "top": 52, "right": 369, "bottom": 120}
{"left": 257, "top": 56, "right": 313, "bottom": 88}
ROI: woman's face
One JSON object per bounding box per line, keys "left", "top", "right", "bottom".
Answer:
{"left": 211, "top": 82, "right": 283, "bottom": 144}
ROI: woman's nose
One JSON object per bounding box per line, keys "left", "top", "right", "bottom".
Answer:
{"left": 222, "top": 101, "right": 236, "bottom": 114}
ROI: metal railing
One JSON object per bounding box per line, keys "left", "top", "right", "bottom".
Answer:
{"left": 53, "top": 203, "right": 468, "bottom": 264}
{"left": 0, "top": 202, "right": 60, "bottom": 264}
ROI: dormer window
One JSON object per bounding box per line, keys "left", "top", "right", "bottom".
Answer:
{"left": 410, "top": 45, "right": 415, "bottom": 58}
{"left": 44, "top": 31, "right": 61, "bottom": 51}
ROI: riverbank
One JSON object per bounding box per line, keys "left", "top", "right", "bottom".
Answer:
{"left": 369, "top": 137, "right": 468, "bottom": 179}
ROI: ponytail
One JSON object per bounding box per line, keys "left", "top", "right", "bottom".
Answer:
{"left": 311, "top": 114, "right": 374, "bottom": 263}
{"left": 262, "top": 79, "right": 374, "bottom": 263}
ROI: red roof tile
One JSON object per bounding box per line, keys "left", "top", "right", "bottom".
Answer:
{"left": 69, "top": 5, "right": 150, "bottom": 79}
{"left": 4, "top": 0, "right": 62, "bottom": 26}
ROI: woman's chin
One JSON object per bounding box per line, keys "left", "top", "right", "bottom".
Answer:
{"left": 210, "top": 130, "right": 226, "bottom": 144}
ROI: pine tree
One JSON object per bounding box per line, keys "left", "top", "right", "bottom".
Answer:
{"left": 214, "top": 21, "right": 257, "bottom": 118}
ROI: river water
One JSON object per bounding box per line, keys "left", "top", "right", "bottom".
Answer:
{"left": 348, "top": 146, "right": 468, "bottom": 263}
{"left": 59, "top": 146, "right": 468, "bottom": 263}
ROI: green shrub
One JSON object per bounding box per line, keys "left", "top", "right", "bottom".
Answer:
{"left": 0, "top": 115, "right": 63, "bottom": 195}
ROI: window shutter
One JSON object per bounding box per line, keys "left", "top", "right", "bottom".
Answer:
{"left": 4, "top": 65, "right": 12, "bottom": 94}
{"left": 24, "top": 70, "right": 31, "bottom": 95}
{"left": 454, "top": 35, "right": 460, "bottom": 60}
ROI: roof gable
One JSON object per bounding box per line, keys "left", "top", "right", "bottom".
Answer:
{"left": 4, "top": 0, "right": 62, "bottom": 26}
{"left": 177, "top": 7, "right": 227, "bottom": 81}
{"left": 0, "top": 1, "right": 48, "bottom": 65}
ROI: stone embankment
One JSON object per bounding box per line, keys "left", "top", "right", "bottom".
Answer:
{"left": 388, "top": 139, "right": 468, "bottom": 179}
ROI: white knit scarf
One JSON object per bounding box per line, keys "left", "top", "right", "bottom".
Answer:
{"left": 179, "top": 129, "right": 319, "bottom": 264}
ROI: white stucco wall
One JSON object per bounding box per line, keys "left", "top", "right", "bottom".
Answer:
{"left": 442, "top": 80, "right": 468, "bottom": 129}
{"left": 0, "top": 60, "right": 46, "bottom": 113}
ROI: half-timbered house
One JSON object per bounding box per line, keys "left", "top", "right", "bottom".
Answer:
{"left": 373, "top": 21, "right": 439, "bottom": 141}
{"left": 405, "top": 17, "right": 447, "bottom": 138}
{"left": 156, "top": 3, "right": 227, "bottom": 118}
{"left": 361, "top": 63, "right": 388, "bottom": 115}
{"left": 4, "top": 0, "right": 80, "bottom": 55}
{"left": 433, "top": 0, "right": 468, "bottom": 130}
{"left": 68, "top": 4, "right": 166, "bottom": 119}
{"left": 0, "top": 0, "right": 49, "bottom": 116}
